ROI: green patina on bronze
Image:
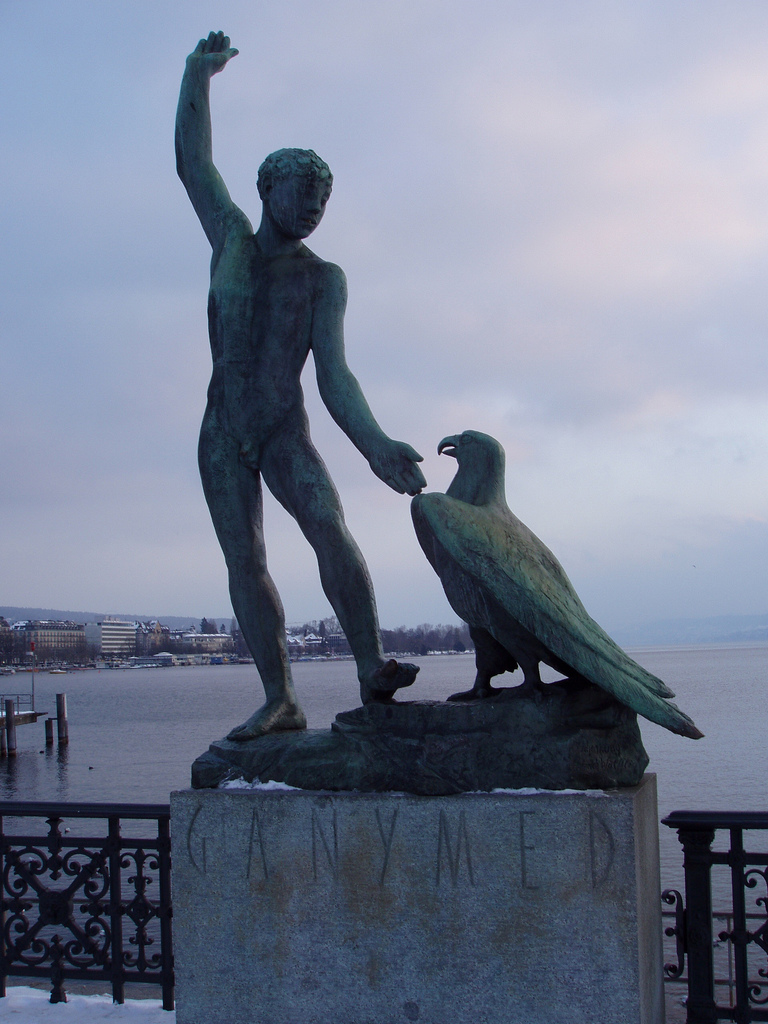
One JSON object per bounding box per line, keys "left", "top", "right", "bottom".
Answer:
{"left": 178, "top": 36, "right": 698, "bottom": 793}
{"left": 411, "top": 430, "right": 702, "bottom": 740}
{"left": 192, "top": 689, "right": 650, "bottom": 793}
{"left": 191, "top": 432, "right": 699, "bottom": 793}
{"left": 176, "top": 32, "right": 425, "bottom": 742}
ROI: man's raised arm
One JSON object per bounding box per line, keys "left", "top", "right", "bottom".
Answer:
{"left": 175, "top": 31, "right": 248, "bottom": 250}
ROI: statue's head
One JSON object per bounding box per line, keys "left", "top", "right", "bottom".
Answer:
{"left": 257, "top": 148, "right": 333, "bottom": 199}
{"left": 257, "top": 149, "right": 333, "bottom": 240}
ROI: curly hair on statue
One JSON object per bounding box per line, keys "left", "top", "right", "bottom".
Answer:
{"left": 257, "top": 148, "right": 333, "bottom": 198}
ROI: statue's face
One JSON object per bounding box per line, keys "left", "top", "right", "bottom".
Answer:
{"left": 264, "top": 174, "right": 332, "bottom": 240}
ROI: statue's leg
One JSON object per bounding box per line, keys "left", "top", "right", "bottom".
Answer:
{"left": 516, "top": 654, "right": 545, "bottom": 700}
{"left": 448, "top": 626, "right": 516, "bottom": 701}
{"left": 261, "top": 424, "right": 418, "bottom": 703}
{"left": 198, "top": 412, "right": 306, "bottom": 739}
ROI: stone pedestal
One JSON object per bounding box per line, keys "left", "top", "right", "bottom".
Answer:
{"left": 171, "top": 775, "right": 664, "bottom": 1024}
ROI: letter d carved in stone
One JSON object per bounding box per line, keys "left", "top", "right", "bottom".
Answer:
{"left": 589, "top": 810, "right": 615, "bottom": 887}
{"left": 186, "top": 803, "right": 207, "bottom": 875}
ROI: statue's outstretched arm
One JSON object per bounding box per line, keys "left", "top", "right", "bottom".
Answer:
{"left": 175, "top": 32, "right": 251, "bottom": 250}
{"left": 313, "top": 264, "right": 426, "bottom": 496}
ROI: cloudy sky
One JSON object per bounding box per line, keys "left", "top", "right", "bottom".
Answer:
{"left": 3, "top": 0, "right": 768, "bottom": 632}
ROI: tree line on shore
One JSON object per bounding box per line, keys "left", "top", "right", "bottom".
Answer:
{"left": 290, "top": 618, "right": 473, "bottom": 657}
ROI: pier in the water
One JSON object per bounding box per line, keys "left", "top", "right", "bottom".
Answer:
{"left": 0, "top": 690, "right": 67, "bottom": 756}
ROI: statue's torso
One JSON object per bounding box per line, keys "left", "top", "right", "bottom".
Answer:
{"left": 205, "top": 233, "right": 320, "bottom": 442}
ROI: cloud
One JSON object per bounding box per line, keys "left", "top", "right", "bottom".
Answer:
{"left": 3, "top": 0, "right": 768, "bottom": 631}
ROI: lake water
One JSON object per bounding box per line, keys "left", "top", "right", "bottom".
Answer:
{"left": 1, "top": 644, "right": 766, "bottom": 898}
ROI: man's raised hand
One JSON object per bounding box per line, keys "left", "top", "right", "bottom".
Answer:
{"left": 187, "top": 31, "right": 239, "bottom": 76}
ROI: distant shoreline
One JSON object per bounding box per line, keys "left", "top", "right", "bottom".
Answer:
{"left": 6, "top": 604, "right": 768, "bottom": 650}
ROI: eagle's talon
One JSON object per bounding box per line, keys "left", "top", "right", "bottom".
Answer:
{"left": 448, "top": 684, "right": 501, "bottom": 702}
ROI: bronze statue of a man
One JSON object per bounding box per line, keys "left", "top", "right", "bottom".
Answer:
{"left": 176, "top": 32, "right": 425, "bottom": 739}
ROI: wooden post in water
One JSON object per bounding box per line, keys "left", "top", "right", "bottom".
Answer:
{"left": 0, "top": 726, "right": 7, "bottom": 757}
{"left": 56, "top": 693, "right": 68, "bottom": 746}
{"left": 5, "top": 699, "right": 17, "bottom": 757}
{"left": 30, "top": 640, "right": 35, "bottom": 711}
{"left": 45, "top": 717, "right": 54, "bottom": 746}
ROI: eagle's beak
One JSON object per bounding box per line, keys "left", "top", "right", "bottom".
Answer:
{"left": 438, "top": 435, "right": 460, "bottom": 457}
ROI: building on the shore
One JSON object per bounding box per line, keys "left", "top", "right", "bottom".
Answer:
{"left": 326, "top": 632, "right": 352, "bottom": 655}
{"left": 287, "top": 633, "right": 304, "bottom": 655}
{"left": 7, "top": 620, "right": 86, "bottom": 664}
{"left": 128, "top": 653, "right": 175, "bottom": 668}
{"left": 84, "top": 620, "right": 136, "bottom": 659}
{"left": 283, "top": 629, "right": 351, "bottom": 658}
{"left": 179, "top": 631, "right": 235, "bottom": 655}
{"left": 135, "top": 620, "right": 172, "bottom": 655}
{"left": 0, "top": 619, "right": 12, "bottom": 665}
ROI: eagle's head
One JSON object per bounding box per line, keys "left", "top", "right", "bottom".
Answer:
{"left": 438, "top": 430, "right": 508, "bottom": 508}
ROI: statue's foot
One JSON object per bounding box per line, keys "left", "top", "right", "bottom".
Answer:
{"left": 361, "top": 659, "right": 419, "bottom": 704}
{"left": 448, "top": 684, "right": 501, "bottom": 702}
{"left": 226, "top": 700, "right": 307, "bottom": 741}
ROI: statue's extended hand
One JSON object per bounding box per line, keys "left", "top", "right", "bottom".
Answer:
{"left": 187, "top": 31, "right": 239, "bottom": 76}
{"left": 369, "top": 440, "right": 427, "bottom": 496}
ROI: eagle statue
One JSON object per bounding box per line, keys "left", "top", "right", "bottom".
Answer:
{"left": 411, "top": 430, "right": 702, "bottom": 740}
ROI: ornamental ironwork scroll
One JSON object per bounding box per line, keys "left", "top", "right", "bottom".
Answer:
{"left": 662, "top": 887, "right": 686, "bottom": 981}
{"left": 0, "top": 801, "right": 173, "bottom": 1009}
{"left": 662, "top": 810, "right": 768, "bottom": 1023}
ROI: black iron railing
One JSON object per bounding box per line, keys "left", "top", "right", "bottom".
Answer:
{"left": 0, "top": 801, "right": 173, "bottom": 1008}
{"left": 663, "top": 810, "right": 768, "bottom": 1023}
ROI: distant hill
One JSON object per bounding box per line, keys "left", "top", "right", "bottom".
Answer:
{"left": 612, "top": 613, "right": 768, "bottom": 647}
{"left": 0, "top": 606, "right": 230, "bottom": 631}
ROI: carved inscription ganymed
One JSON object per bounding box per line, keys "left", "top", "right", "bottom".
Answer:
{"left": 182, "top": 797, "right": 617, "bottom": 890}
